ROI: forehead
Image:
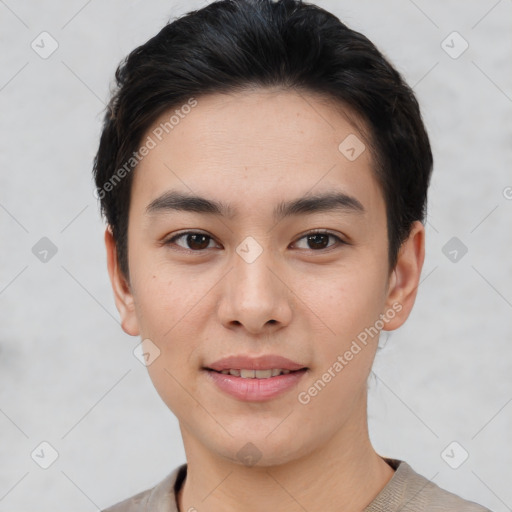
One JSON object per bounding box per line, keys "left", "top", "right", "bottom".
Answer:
{"left": 130, "top": 88, "right": 383, "bottom": 218}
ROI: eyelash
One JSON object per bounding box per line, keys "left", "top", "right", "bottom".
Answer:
{"left": 163, "top": 230, "right": 347, "bottom": 254}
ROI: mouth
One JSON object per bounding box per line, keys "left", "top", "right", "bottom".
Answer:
{"left": 203, "top": 354, "right": 309, "bottom": 401}
{"left": 205, "top": 368, "right": 307, "bottom": 378}
{"left": 203, "top": 365, "right": 308, "bottom": 401}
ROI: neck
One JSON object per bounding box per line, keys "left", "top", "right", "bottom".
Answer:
{"left": 177, "top": 407, "right": 395, "bottom": 512}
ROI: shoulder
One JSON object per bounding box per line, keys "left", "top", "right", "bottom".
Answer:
{"left": 101, "top": 487, "right": 151, "bottom": 512}
{"left": 371, "top": 458, "right": 492, "bottom": 512}
{"left": 100, "top": 464, "right": 187, "bottom": 512}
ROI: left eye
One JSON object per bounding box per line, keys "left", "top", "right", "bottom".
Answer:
{"left": 293, "top": 231, "right": 344, "bottom": 251}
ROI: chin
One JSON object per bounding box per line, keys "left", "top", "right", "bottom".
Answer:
{"left": 206, "top": 430, "right": 312, "bottom": 469}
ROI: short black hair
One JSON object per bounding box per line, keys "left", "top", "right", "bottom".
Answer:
{"left": 93, "top": 0, "right": 433, "bottom": 282}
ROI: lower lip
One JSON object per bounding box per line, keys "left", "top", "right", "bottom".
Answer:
{"left": 205, "top": 369, "right": 307, "bottom": 402}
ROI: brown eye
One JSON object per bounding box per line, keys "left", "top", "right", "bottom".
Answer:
{"left": 306, "top": 233, "right": 330, "bottom": 250}
{"left": 185, "top": 233, "right": 211, "bottom": 250}
{"left": 165, "top": 232, "right": 216, "bottom": 251}
{"left": 294, "top": 231, "right": 345, "bottom": 251}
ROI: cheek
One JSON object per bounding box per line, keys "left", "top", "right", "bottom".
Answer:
{"left": 295, "top": 269, "right": 384, "bottom": 419}
{"left": 129, "top": 242, "right": 203, "bottom": 335}
{"left": 129, "top": 265, "right": 200, "bottom": 377}
{"left": 299, "top": 259, "right": 388, "bottom": 396}
{"left": 297, "top": 261, "right": 388, "bottom": 345}
{"left": 134, "top": 272, "right": 206, "bottom": 413}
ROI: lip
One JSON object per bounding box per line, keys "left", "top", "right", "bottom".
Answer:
{"left": 205, "top": 368, "right": 308, "bottom": 402}
{"left": 203, "top": 354, "right": 308, "bottom": 402}
{"left": 205, "top": 354, "right": 306, "bottom": 372}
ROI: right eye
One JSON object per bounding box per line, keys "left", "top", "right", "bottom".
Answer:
{"left": 163, "top": 231, "right": 220, "bottom": 252}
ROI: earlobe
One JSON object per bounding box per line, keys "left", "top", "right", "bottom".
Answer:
{"left": 382, "top": 221, "right": 425, "bottom": 331}
{"left": 104, "top": 226, "right": 140, "bottom": 336}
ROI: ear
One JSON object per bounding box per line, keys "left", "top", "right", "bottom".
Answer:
{"left": 382, "top": 221, "right": 425, "bottom": 331}
{"left": 104, "top": 226, "right": 140, "bottom": 336}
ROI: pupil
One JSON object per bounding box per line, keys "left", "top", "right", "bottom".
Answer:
{"left": 308, "top": 234, "right": 328, "bottom": 250}
{"left": 188, "top": 234, "right": 209, "bottom": 250}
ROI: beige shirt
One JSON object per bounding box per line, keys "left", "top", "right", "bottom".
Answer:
{"left": 101, "top": 458, "right": 491, "bottom": 511}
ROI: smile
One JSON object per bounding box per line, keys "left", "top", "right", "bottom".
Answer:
{"left": 205, "top": 368, "right": 308, "bottom": 401}
{"left": 215, "top": 368, "right": 295, "bottom": 378}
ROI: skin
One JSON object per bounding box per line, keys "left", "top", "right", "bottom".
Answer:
{"left": 105, "top": 88, "right": 425, "bottom": 512}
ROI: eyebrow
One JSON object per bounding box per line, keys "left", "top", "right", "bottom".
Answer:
{"left": 145, "top": 189, "right": 365, "bottom": 221}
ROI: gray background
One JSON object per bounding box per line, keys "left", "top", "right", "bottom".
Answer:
{"left": 0, "top": 0, "right": 511, "bottom": 510}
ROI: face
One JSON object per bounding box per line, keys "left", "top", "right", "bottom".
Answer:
{"left": 106, "top": 89, "right": 424, "bottom": 467}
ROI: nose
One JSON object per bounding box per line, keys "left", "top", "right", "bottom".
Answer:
{"left": 217, "top": 242, "right": 293, "bottom": 335}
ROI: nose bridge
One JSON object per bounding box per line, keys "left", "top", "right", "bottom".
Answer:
{"left": 236, "top": 237, "right": 276, "bottom": 295}
{"left": 218, "top": 234, "right": 292, "bottom": 332}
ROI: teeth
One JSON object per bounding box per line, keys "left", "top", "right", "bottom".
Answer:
{"left": 255, "top": 369, "right": 272, "bottom": 379}
{"left": 217, "top": 369, "right": 294, "bottom": 378}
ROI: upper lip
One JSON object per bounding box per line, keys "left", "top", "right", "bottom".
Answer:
{"left": 206, "top": 355, "right": 307, "bottom": 372}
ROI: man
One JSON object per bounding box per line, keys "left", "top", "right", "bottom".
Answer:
{"left": 94, "top": 1, "right": 490, "bottom": 510}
